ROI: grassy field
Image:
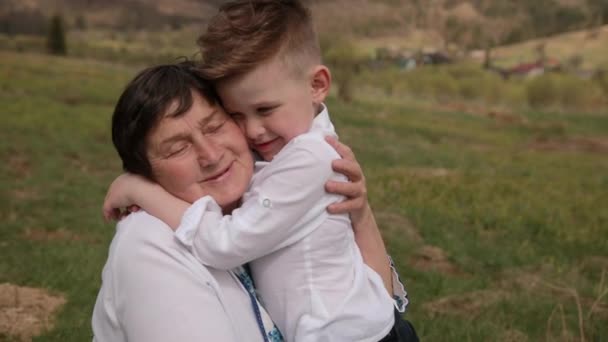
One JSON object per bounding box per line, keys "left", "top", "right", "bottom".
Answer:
{"left": 0, "top": 50, "right": 607, "bottom": 341}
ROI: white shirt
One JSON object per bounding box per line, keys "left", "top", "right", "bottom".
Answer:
{"left": 175, "top": 106, "right": 396, "bottom": 342}
{"left": 91, "top": 212, "right": 269, "bottom": 342}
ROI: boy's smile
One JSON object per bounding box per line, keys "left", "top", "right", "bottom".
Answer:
{"left": 252, "top": 137, "right": 282, "bottom": 156}
{"left": 216, "top": 55, "right": 327, "bottom": 161}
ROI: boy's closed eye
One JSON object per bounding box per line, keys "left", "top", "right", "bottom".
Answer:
{"left": 257, "top": 105, "right": 279, "bottom": 116}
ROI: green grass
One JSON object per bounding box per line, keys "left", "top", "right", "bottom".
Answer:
{"left": 1, "top": 50, "right": 607, "bottom": 341}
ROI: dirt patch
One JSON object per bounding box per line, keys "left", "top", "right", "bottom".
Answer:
{"left": 0, "top": 283, "right": 66, "bottom": 341}
{"left": 529, "top": 136, "right": 608, "bottom": 154}
{"left": 423, "top": 289, "right": 509, "bottom": 317}
{"left": 438, "top": 102, "right": 528, "bottom": 125}
{"left": 498, "top": 269, "right": 544, "bottom": 292}
{"left": 409, "top": 245, "right": 465, "bottom": 276}
{"left": 375, "top": 212, "right": 423, "bottom": 243}
{"left": 498, "top": 329, "right": 529, "bottom": 342}
{"left": 22, "top": 228, "right": 100, "bottom": 243}
{"left": 64, "top": 152, "right": 90, "bottom": 173}
{"left": 579, "top": 256, "right": 608, "bottom": 271}
{"left": 498, "top": 268, "right": 608, "bottom": 319}
{"left": 487, "top": 110, "right": 528, "bottom": 125}
{"left": 407, "top": 167, "right": 454, "bottom": 179}
{"left": 7, "top": 154, "right": 31, "bottom": 179}
{"left": 11, "top": 189, "right": 39, "bottom": 201}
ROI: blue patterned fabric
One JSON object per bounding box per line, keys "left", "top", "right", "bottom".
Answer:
{"left": 233, "top": 266, "right": 284, "bottom": 342}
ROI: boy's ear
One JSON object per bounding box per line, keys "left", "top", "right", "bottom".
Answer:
{"left": 310, "top": 65, "right": 331, "bottom": 104}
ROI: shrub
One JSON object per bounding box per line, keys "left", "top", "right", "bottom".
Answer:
{"left": 526, "top": 75, "right": 558, "bottom": 109}
{"left": 557, "top": 76, "right": 600, "bottom": 110}
{"left": 526, "top": 74, "right": 604, "bottom": 110}
{"left": 322, "top": 36, "right": 367, "bottom": 103}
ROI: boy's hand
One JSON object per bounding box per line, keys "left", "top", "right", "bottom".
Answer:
{"left": 324, "top": 136, "right": 369, "bottom": 226}
{"left": 103, "top": 173, "right": 152, "bottom": 222}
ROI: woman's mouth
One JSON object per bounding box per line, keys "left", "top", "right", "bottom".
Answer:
{"left": 202, "top": 162, "right": 233, "bottom": 183}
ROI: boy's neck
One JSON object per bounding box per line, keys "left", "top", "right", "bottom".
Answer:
{"left": 314, "top": 102, "right": 323, "bottom": 117}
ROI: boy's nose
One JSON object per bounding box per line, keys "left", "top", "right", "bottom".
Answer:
{"left": 245, "top": 118, "right": 266, "bottom": 141}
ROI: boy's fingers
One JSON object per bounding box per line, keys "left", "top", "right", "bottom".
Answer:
{"left": 327, "top": 200, "right": 360, "bottom": 215}
{"left": 325, "top": 180, "right": 362, "bottom": 198}
{"left": 325, "top": 136, "right": 355, "bottom": 161}
{"left": 332, "top": 159, "right": 362, "bottom": 182}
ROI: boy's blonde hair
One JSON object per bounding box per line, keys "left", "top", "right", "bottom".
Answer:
{"left": 197, "top": 0, "right": 321, "bottom": 81}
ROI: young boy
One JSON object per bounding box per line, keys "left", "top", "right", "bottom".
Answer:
{"left": 104, "top": 1, "right": 408, "bottom": 341}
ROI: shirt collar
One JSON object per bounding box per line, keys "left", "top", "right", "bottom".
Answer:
{"left": 310, "top": 103, "right": 336, "bottom": 138}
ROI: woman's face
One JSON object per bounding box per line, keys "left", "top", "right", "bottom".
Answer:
{"left": 145, "top": 91, "right": 254, "bottom": 212}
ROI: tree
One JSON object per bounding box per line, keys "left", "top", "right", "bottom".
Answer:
{"left": 47, "top": 14, "right": 67, "bottom": 55}
{"left": 75, "top": 14, "right": 87, "bottom": 30}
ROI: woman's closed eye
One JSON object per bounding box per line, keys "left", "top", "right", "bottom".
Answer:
{"left": 166, "top": 143, "right": 191, "bottom": 158}
{"left": 203, "top": 119, "right": 227, "bottom": 134}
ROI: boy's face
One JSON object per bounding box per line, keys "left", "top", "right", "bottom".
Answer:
{"left": 216, "top": 56, "right": 319, "bottom": 161}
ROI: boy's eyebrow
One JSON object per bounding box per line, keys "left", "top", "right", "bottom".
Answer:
{"left": 252, "top": 100, "right": 280, "bottom": 108}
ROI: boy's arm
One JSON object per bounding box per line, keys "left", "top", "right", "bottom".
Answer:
{"left": 325, "top": 136, "right": 408, "bottom": 309}
{"left": 103, "top": 173, "right": 189, "bottom": 229}
{"left": 176, "top": 138, "right": 340, "bottom": 270}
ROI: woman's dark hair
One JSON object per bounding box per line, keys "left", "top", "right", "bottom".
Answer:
{"left": 111, "top": 60, "right": 218, "bottom": 179}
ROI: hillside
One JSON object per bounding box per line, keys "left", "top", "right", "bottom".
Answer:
{"left": 2, "top": 0, "right": 607, "bottom": 47}
{"left": 492, "top": 24, "right": 608, "bottom": 69}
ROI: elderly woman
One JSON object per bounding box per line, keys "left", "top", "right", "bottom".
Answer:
{"left": 92, "top": 62, "right": 411, "bottom": 341}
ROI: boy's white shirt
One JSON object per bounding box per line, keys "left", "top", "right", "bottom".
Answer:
{"left": 175, "top": 105, "right": 395, "bottom": 342}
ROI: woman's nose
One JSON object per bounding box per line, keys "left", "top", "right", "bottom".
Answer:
{"left": 194, "top": 136, "right": 222, "bottom": 167}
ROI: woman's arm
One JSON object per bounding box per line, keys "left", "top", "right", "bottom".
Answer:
{"left": 324, "top": 137, "right": 393, "bottom": 294}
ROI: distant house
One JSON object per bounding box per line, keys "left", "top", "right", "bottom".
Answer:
{"left": 372, "top": 47, "right": 452, "bottom": 70}
{"left": 506, "top": 58, "right": 561, "bottom": 78}
{"left": 420, "top": 52, "right": 452, "bottom": 65}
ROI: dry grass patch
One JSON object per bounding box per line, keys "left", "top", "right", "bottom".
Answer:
{"left": 529, "top": 136, "right": 608, "bottom": 154}
{"left": 409, "top": 245, "right": 466, "bottom": 276}
{"left": 11, "top": 188, "right": 39, "bottom": 201}
{"left": 21, "top": 228, "right": 100, "bottom": 243}
{"left": 376, "top": 211, "right": 423, "bottom": 244}
{"left": 7, "top": 154, "right": 30, "bottom": 179}
{"left": 0, "top": 283, "right": 66, "bottom": 341}
{"left": 386, "top": 167, "right": 456, "bottom": 180}
{"left": 423, "top": 289, "right": 509, "bottom": 317}
{"left": 499, "top": 329, "right": 529, "bottom": 342}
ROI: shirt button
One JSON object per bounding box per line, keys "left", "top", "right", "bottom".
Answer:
{"left": 262, "top": 198, "right": 272, "bottom": 208}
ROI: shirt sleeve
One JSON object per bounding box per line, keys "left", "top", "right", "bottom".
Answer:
{"left": 175, "top": 136, "right": 345, "bottom": 270}
{"left": 389, "top": 255, "right": 409, "bottom": 313}
{"left": 111, "top": 215, "right": 239, "bottom": 342}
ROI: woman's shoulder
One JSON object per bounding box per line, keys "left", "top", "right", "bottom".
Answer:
{"left": 107, "top": 211, "right": 215, "bottom": 281}
{"left": 112, "top": 211, "right": 174, "bottom": 251}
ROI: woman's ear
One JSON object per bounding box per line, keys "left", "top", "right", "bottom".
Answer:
{"left": 310, "top": 65, "right": 331, "bottom": 104}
